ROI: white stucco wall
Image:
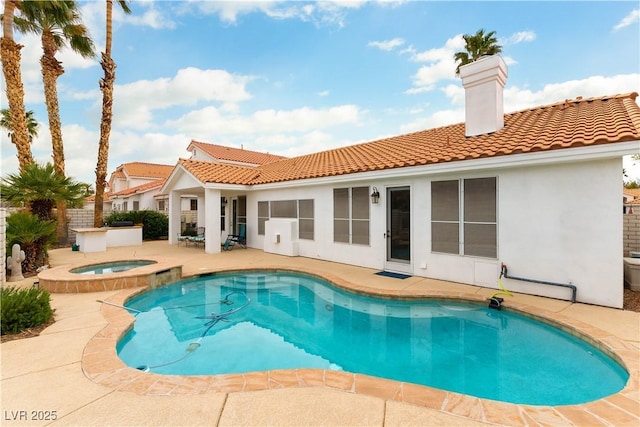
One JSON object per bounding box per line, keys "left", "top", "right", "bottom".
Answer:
{"left": 244, "top": 157, "right": 624, "bottom": 307}
{"left": 497, "top": 158, "right": 622, "bottom": 307}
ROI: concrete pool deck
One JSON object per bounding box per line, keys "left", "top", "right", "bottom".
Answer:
{"left": 1, "top": 241, "right": 639, "bottom": 426}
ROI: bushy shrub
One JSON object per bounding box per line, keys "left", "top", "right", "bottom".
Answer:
{"left": 6, "top": 212, "right": 56, "bottom": 273}
{"left": 105, "top": 210, "right": 168, "bottom": 240}
{"left": 1, "top": 286, "right": 54, "bottom": 335}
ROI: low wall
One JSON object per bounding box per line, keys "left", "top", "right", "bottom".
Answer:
{"left": 623, "top": 213, "right": 640, "bottom": 257}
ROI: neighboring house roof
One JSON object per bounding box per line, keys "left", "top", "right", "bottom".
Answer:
{"left": 111, "top": 162, "right": 174, "bottom": 180}
{"left": 624, "top": 187, "right": 640, "bottom": 205}
{"left": 178, "top": 93, "right": 640, "bottom": 186}
{"left": 188, "top": 140, "right": 288, "bottom": 165}
{"left": 110, "top": 179, "right": 166, "bottom": 197}
{"left": 85, "top": 193, "right": 111, "bottom": 202}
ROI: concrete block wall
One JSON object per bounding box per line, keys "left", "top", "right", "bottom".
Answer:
{"left": 67, "top": 209, "right": 111, "bottom": 243}
{"left": 623, "top": 213, "right": 640, "bottom": 257}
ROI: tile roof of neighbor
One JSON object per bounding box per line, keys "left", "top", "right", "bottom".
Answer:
{"left": 117, "top": 162, "right": 174, "bottom": 179}
{"left": 189, "top": 140, "right": 288, "bottom": 165}
{"left": 109, "top": 179, "right": 166, "bottom": 197}
{"left": 180, "top": 93, "right": 640, "bottom": 186}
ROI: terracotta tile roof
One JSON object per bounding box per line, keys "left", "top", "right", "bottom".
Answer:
{"left": 85, "top": 193, "right": 111, "bottom": 202}
{"left": 189, "top": 140, "right": 287, "bottom": 165}
{"left": 624, "top": 187, "right": 640, "bottom": 204}
{"left": 179, "top": 93, "right": 640, "bottom": 186}
{"left": 178, "top": 159, "right": 260, "bottom": 185}
{"left": 110, "top": 179, "right": 166, "bottom": 197}
{"left": 116, "top": 162, "right": 174, "bottom": 179}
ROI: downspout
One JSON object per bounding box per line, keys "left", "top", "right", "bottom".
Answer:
{"left": 500, "top": 263, "right": 577, "bottom": 303}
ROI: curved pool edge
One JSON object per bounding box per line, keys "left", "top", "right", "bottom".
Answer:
{"left": 83, "top": 267, "right": 640, "bottom": 426}
{"left": 38, "top": 256, "right": 183, "bottom": 293}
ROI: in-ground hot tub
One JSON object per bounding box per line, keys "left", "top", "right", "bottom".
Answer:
{"left": 70, "top": 260, "right": 157, "bottom": 275}
{"left": 38, "top": 257, "right": 183, "bottom": 293}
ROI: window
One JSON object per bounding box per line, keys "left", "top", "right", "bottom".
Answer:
{"left": 259, "top": 199, "right": 314, "bottom": 240}
{"left": 258, "top": 201, "right": 269, "bottom": 235}
{"left": 132, "top": 201, "right": 139, "bottom": 211}
{"left": 431, "top": 178, "right": 497, "bottom": 258}
{"left": 333, "top": 189, "right": 349, "bottom": 243}
{"left": 271, "top": 200, "right": 297, "bottom": 218}
{"left": 158, "top": 200, "right": 165, "bottom": 212}
{"left": 431, "top": 180, "right": 459, "bottom": 254}
{"left": 123, "top": 201, "right": 128, "bottom": 212}
{"left": 333, "top": 187, "right": 370, "bottom": 245}
{"left": 299, "top": 199, "right": 314, "bottom": 240}
{"left": 190, "top": 199, "right": 197, "bottom": 211}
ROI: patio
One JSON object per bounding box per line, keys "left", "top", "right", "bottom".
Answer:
{"left": 1, "top": 241, "right": 639, "bottom": 426}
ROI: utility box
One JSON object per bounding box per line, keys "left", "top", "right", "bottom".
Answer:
{"left": 264, "top": 219, "right": 299, "bottom": 256}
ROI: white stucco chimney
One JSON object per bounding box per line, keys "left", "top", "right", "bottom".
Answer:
{"left": 459, "top": 55, "right": 507, "bottom": 137}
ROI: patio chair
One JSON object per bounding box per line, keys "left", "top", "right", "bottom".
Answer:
{"left": 187, "top": 227, "right": 205, "bottom": 247}
{"left": 222, "top": 224, "right": 246, "bottom": 250}
{"left": 177, "top": 232, "right": 190, "bottom": 247}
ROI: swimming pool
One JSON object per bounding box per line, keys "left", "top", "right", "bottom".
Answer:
{"left": 70, "top": 260, "right": 156, "bottom": 275}
{"left": 117, "top": 271, "right": 628, "bottom": 405}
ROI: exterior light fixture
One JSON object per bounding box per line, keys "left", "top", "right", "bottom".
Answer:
{"left": 370, "top": 187, "right": 380, "bottom": 204}
{"left": 221, "top": 197, "right": 228, "bottom": 206}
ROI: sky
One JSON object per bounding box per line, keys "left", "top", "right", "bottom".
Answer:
{"left": 1, "top": 0, "right": 639, "bottom": 187}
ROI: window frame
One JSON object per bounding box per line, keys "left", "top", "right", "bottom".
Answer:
{"left": 431, "top": 177, "right": 497, "bottom": 258}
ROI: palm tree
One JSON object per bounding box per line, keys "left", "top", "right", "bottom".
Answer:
{"left": 454, "top": 29, "right": 502, "bottom": 76}
{"left": 0, "top": 108, "right": 40, "bottom": 146}
{"left": 1, "top": 0, "right": 33, "bottom": 171}
{"left": 16, "top": 0, "right": 95, "bottom": 244}
{"left": 1, "top": 162, "right": 91, "bottom": 222}
{"left": 94, "top": 0, "right": 131, "bottom": 227}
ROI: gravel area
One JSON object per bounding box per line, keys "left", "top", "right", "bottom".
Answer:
{"left": 624, "top": 288, "right": 640, "bottom": 312}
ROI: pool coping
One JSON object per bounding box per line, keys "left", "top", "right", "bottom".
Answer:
{"left": 38, "top": 256, "right": 182, "bottom": 293}
{"left": 82, "top": 266, "right": 640, "bottom": 426}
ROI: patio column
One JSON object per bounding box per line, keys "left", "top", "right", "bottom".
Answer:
{"left": 204, "top": 188, "right": 222, "bottom": 254}
{"left": 197, "top": 195, "right": 206, "bottom": 227}
{"left": 168, "top": 191, "right": 181, "bottom": 245}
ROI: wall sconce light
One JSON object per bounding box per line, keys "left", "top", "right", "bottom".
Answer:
{"left": 370, "top": 187, "right": 380, "bottom": 204}
{"left": 221, "top": 197, "right": 228, "bottom": 206}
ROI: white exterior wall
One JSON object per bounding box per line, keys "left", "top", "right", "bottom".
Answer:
{"left": 244, "top": 157, "right": 623, "bottom": 307}
{"left": 497, "top": 158, "right": 622, "bottom": 307}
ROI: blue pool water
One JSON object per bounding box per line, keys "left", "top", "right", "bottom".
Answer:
{"left": 70, "top": 260, "right": 156, "bottom": 275}
{"left": 117, "top": 271, "right": 628, "bottom": 405}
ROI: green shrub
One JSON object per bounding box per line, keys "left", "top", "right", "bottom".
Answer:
{"left": 6, "top": 212, "right": 56, "bottom": 273}
{"left": 1, "top": 286, "right": 54, "bottom": 335}
{"left": 105, "top": 210, "right": 168, "bottom": 240}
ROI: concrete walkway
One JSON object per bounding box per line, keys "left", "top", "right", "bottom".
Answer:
{"left": 2, "top": 241, "right": 639, "bottom": 426}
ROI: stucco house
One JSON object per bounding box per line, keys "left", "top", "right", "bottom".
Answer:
{"left": 161, "top": 55, "right": 640, "bottom": 308}
{"left": 107, "top": 162, "right": 174, "bottom": 212}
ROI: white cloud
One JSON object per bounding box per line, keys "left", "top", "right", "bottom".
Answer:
{"left": 404, "top": 35, "right": 464, "bottom": 93}
{"left": 166, "top": 104, "right": 362, "bottom": 136}
{"left": 187, "top": 0, "right": 365, "bottom": 27}
{"left": 501, "top": 31, "right": 536, "bottom": 45}
{"left": 83, "top": 67, "right": 255, "bottom": 130}
{"left": 614, "top": 9, "right": 639, "bottom": 31}
{"left": 368, "top": 38, "right": 405, "bottom": 51}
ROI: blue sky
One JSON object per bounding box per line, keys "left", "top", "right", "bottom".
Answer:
{"left": 1, "top": 0, "right": 639, "bottom": 185}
